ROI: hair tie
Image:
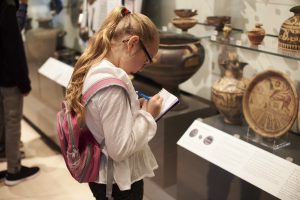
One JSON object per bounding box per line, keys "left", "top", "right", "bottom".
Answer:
{"left": 121, "top": 7, "right": 131, "bottom": 17}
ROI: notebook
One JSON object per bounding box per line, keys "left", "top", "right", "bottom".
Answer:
{"left": 155, "top": 88, "right": 179, "bottom": 121}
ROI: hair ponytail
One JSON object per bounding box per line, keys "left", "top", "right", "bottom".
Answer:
{"left": 65, "top": 6, "right": 159, "bottom": 120}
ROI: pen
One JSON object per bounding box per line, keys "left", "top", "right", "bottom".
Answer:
{"left": 136, "top": 91, "right": 151, "bottom": 100}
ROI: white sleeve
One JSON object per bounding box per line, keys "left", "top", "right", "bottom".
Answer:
{"left": 92, "top": 86, "right": 157, "bottom": 162}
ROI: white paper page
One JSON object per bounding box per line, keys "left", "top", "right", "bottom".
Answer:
{"left": 38, "top": 57, "right": 65, "bottom": 81}
{"left": 155, "top": 88, "right": 178, "bottom": 120}
{"left": 56, "top": 66, "right": 73, "bottom": 87}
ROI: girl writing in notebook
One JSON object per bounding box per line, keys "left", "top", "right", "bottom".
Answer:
{"left": 65, "top": 6, "right": 163, "bottom": 200}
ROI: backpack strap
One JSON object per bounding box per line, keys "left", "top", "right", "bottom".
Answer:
{"left": 82, "top": 77, "right": 128, "bottom": 106}
{"left": 81, "top": 77, "right": 128, "bottom": 199}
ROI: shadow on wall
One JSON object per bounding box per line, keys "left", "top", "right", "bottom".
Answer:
{"left": 142, "top": 0, "right": 176, "bottom": 28}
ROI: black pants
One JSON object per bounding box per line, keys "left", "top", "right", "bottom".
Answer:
{"left": 88, "top": 179, "right": 144, "bottom": 200}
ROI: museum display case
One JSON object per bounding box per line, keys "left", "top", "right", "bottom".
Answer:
{"left": 174, "top": 4, "right": 300, "bottom": 200}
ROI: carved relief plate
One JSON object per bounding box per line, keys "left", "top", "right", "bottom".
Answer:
{"left": 243, "top": 70, "right": 298, "bottom": 138}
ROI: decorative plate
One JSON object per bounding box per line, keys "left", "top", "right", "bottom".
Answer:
{"left": 243, "top": 70, "right": 298, "bottom": 138}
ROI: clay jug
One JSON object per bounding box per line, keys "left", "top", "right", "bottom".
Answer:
{"left": 278, "top": 6, "right": 300, "bottom": 51}
{"left": 138, "top": 33, "right": 205, "bottom": 110}
{"left": 25, "top": 28, "right": 59, "bottom": 63}
{"left": 25, "top": 19, "right": 61, "bottom": 64}
{"left": 223, "top": 23, "right": 232, "bottom": 39}
{"left": 247, "top": 23, "right": 266, "bottom": 45}
{"left": 212, "top": 52, "right": 249, "bottom": 125}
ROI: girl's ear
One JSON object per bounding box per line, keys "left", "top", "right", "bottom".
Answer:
{"left": 127, "top": 35, "right": 140, "bottom": 51}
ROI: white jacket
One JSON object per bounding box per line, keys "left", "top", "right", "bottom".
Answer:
{"left": 83, "top": 59, "right": 158, "bottom": 190}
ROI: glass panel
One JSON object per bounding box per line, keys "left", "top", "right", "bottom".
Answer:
{"left": 204, "top": 31, "right": 300, "bottom": 61}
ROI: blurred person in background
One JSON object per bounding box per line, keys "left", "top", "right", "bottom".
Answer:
{"left": 0, "top": 0, "right": 40, "bottom": 186}
{"left": 0, "top": 0, "right": 28, "bottom": 161}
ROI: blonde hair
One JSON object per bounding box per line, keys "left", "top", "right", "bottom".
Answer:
{"left": 65, "top": 6, "right": 159, "bottom": 120}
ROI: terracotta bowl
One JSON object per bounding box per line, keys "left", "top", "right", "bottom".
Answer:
{"left": 247, "top": 31, "right": 265, "bottom": 45}
{"left": 206, "top": 16, "right": 231, "bottom": 31}
{"left": 174, "top": 9, "right": 198, "bottom": 18}
{"left": 172, "top": 18, "right": 198, "bottom": 32}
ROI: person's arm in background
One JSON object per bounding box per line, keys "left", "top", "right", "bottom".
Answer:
{"left": 0, "top": 1, "right": 31, "bottom": 95}
{"left": 50, "top": 0, "right": 63, "bottom": 15}
{"left": 16, "top": 0, "right": 28, "bottom": 31}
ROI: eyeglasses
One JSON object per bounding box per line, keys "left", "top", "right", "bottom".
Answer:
{"left": 139, "top": 40, "right": 153, "bottom": 64}
{"left": 122, "top": 39, "right": 153, "bottom": 64}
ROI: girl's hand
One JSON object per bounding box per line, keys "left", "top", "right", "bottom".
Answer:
{"left": 138, "top": 98, "right": 145, "bottom": 108}
{"left": 142, "top": 94, "right": 163, "bottom": 119}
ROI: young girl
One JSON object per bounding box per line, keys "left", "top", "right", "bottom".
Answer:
{"left": 65, "top": 6, "right": 163, "bottom": 200}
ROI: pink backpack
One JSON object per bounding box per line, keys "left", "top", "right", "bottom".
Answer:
{"left": 56, "top": 78, "right": 128, "bottom": 183}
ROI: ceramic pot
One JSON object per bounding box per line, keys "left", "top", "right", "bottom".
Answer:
{"left": 212, "top": 53, "right": 249, "bottom": 124}
{"left": 247, "top": 31, "right": 265, "bottom": 45}
{"left": 206, "top": 16, "right": 231, "bottom": 31}
{"left": 253, "top": 23, "right": 265, "bottom": 35}
{"left": 25, "top": 28, "right": 60, "bottom": 63}
{"left": 174, "top": 9, "right": 197, "bottom": 18}
{"left": 247, "top": 23, "right": 265, "bottom": 45}
{"left": 278, "top": 6, "right": 300, "bottom": 51}
{"left": 223, "top": 23, "right": 232, "bottom": 39}
{"left": 25, "top": 18, "right": 64, "bottom": 63}
{"left": 138, "top": 33, "right": 205, "bottom": 110}
{"left": 172, "top": 17, "right": 198, "bottom": 32}
{"left": 54, "top": 48, "right": 79, "bottom": 65}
